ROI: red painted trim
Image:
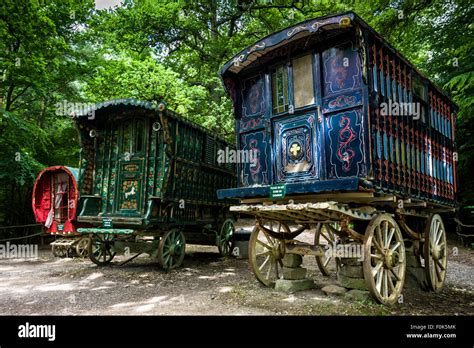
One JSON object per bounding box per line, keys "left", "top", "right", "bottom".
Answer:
{"left": 31, "top": 166, "right": 79, "bottom": 226}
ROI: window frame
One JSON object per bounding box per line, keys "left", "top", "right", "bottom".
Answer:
{"left": 269, "top": 51, "right": 320, "bottom": 117}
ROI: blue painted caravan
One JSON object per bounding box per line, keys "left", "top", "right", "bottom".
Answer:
{"left": 217, "top": 12, "right": 458, "bottom": 305}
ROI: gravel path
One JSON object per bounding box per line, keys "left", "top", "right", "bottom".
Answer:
{"left": 0, "top": 231, "right": 472, "bottom": 315}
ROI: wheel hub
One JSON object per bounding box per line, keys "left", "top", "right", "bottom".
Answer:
{"left": 271, "top": 241, "right": 284, "bottom": 260}
{"left": 383, "top": 249, "right": 398, "bottom": 269}
{"left": 431, "top": 246, "right": 441, "bottom": 260}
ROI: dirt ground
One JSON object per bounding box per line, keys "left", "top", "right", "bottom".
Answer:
{"left": 0, "top": 225, "right": 473, "bottom": 316}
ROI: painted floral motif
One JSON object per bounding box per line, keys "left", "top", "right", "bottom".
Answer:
{"left": 287, "top": 25, "right": 308, "bottom": 38}
{"left": 337, "top": 116, "right": 356, "bottom": 172}
{"left": 242, "top": 77, "right": 264, "bottom": 116}
{"left": 323, "top": 42, "right": 361, "bottom": 96}
{"left": 247, "top": 42, "right": 266, "bottom": 54}
{"left": 240, "top": 130, "right": 268, "bottom": 186}
{"left": 240, "top": 117, "right": 263, "bottom": 131}
{"left": 328, "top": 95, "right": 356, "bottom": 109}
{"left": 248, "top": 139, "right": 261, "bottom": 182}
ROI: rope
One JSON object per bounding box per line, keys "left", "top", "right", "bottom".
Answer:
{"left": 454, "top": 218, "right": 474, "bottom": 228}
{"left": 0, "top": 223, "right": 42, "bottom": 230}
{"left": 0, "top": 231, "right": 46, "bottom": 243}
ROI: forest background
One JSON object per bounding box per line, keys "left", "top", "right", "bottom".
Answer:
{"left": 0, "top": 0, "right": 472, "bottom": 236}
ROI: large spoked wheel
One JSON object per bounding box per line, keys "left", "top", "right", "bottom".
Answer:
{"left": 314, "top": 223, "right": 341, "bottom": 276}
{"left": 363, "top": 214, "right": 406, "bottom": 305}
{"left": 75, "top": 237, "right": 90, "bottom": 258}
{"left": 158, "top": 229, "right": 186, "bottom": 270}
{"left": 248, "top": 220, "right": 288, "bottom": 288}
{"left": 424, "top": 214, "right": 447, "bottom": 292}
{"left": 51, "top": 244, "right": 60, "bottom": 257}
{"left": 88, "top": 234, "right": 116, "bottom": 266}
{"left": 217, "top": 219, "right": 234, "bottom": 257}
{"left": 56, "top": 245, "right": 67, "bottom": 258}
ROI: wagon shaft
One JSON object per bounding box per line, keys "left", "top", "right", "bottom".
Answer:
{"left": 230, "top": 201, "right": 374, "bottom": 223}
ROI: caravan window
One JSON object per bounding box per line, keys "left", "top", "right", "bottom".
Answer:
{"left": 292, "top": 54, "right": 315, "bottom": 108}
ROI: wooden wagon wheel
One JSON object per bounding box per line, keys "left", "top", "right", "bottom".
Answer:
{"left": 363, "top": 214, "right": 406, "bottom": 305}
{"left": 314, "top": 223, "right": 341, "bottom": 276}
{"left": 424, "top": 214, "right": 447, "bottom": 292}
{"left": 248, "top": 220, "right": 289, "bottom": 288}
{"left": 56, "top": 245, "right": 67, "bottom": 258}
{"left": 158, "top": 229, "right": 186, "bottom": 270}
{"left": 217, "top": 218, "right": 234, "bottom": 257}
{"left": 75, "top": 237, "right": 90, "bottom": 258}
{"left": 51, "top": 244, "right": 60, "bottom": 257}
{"left": 88, "top": 234, "right": 116, "bottom": 266}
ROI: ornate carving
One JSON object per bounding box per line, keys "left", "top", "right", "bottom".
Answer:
{"left": 328, "top": 95, "right": 356, "bottom": 109}
{"left": 287, "top": 25, "right": 308, "bottom": 38}
{"left": 337, "top": 116, "right": 356, "bottom": 172}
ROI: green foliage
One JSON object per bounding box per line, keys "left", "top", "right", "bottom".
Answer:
{"left": 0, "top": 0, "right": 97, "bottom": 229}
{"left": 0, "top": 0, "right": 473, "bottom": 230}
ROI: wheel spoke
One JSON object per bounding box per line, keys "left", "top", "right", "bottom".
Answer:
{"left": 383, "top": 270, "right": 389, "bottom": 298}
{"left": 372, "top": 261, "right": 383, "bottom": 277}
{"left": 259, "top": 255, "right": 271, "bottom": 271}
{"left": 371, "top": 253, "right": 383, "bottom": 260}
{"left": 435, "top": 262, "right": 442, "bottom": 282}
{"left": 256, "top": 239, "right": 272, "bottom": 250}
{"left": 324, "top": 225, "right": 332, "bottom": 237}
{"left": 383, "top": 221, "right": 389, "bottom": 247}
{"left": 436, "top": 259, "right": 446, "bottom": 271}
{"left": 386, "top": 227, "right": 395, "bottom": 248}
{"left": 266, "top": 259, "right": 274, "bottom": 279}
{"left": 263, "top": 230, "right": 274, "bottom": 246}
{"left": 256, "top": 250, "right": 271, "bottom": 257}
{"left": 323, "top": 255, "right": 332, "bottom": 267}
{"left": 390, "top": 241, "right": 401, "bottom": 252}
{"left": 375, "top": 266, "right": 383, "bottom": 292}
{"left": 389, "top": 267, "right": 401, "bottom": 282}
{"left": 372, "top": 239, "right": 384, "bottom": 254}
{"left": 387, "top": 271, "right": 396, "bottom": 292}
{"left": 375, "top": 226, "right": 383, "bottom": 246}
{"left": 320, "top": 230, "right": 333, "bottom": 244}
{"left": 435, "top": 227, "right": 443, "bottom": 245}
